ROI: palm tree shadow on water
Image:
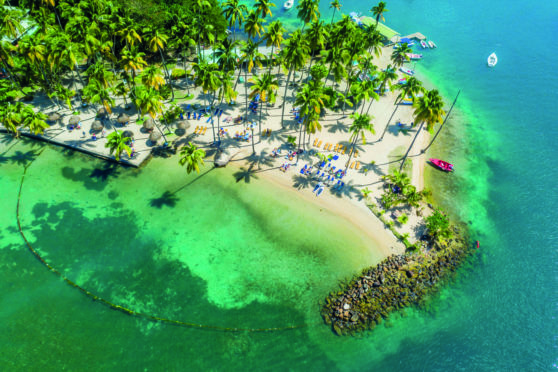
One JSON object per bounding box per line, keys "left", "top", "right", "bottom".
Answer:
{"left": 233, "top": 163, "right": 258, "bottom": 183}
{"left": 148, "top": 167, "right": 214, "bottom": 208}
{"left": 1, "top": 149, "right": 43, "bottom": 166}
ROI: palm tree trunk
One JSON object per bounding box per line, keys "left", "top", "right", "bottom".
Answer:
{"left": 268, "top": 45, "right": 274, "bottom": 74}
{"left": 399, "top": 121, "right": 424, "bottom": 172}
{"left": 158, "top": 47, "right": 174, "bottom": 100}
{"left": 421, "top": 90, "right": 460, "bottom": 153}
{"left": 379, "top": 97, "right": 401, "bottom": 141}
{"left": 244, "top": 68, "right": 249, "bottom": 121}
{"left": 330, "top": 9, "right": 337, "bottom": 25}
{"left": 344, "top": 134, "right": 357, "bottom": 173}
{"left": 280, "top": 68, "right": 293, "bottom": 128}
{"left": 258, "top": 100, "right": 263, "bottom": 142}
{"left": 251, "top": 129, "right": 255, "bottom": 154}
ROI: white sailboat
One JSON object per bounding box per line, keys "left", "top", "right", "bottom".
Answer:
{"left": 487, "top": 52, "right": 498, "bottom": 67}
{"left": 283, "top": 0, "right": 294, "bottom": 10}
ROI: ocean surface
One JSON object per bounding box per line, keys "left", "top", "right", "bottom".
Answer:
{"left": 1, "top": 0, "right": 556, "bottom": 370}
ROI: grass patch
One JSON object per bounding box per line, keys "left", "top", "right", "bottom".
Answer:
{"left": 388, "top": 145, "right": 413, "bottom": 175}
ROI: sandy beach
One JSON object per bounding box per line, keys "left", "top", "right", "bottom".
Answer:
{"left": 13, "top": 43, "right": 433, "bottom": 259}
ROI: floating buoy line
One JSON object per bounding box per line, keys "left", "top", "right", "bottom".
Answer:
{"left": 15, "top": 154, "right": 307, "bottom": 333}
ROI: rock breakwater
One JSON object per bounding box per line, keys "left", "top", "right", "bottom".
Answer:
{"left": 321, "top": 238, "right": 473, "bottom": 335}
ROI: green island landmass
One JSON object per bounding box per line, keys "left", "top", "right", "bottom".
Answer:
{"left": 0, "top": 0, "right": 473, "bottom": 335}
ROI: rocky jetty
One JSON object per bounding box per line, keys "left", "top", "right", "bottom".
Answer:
{"left": 321, "top": 238, "right": 472, "bottom": 335}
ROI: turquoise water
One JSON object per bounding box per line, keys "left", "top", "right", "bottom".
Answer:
{"left": 1, "top": 0, "right": 556, "bottom": 370}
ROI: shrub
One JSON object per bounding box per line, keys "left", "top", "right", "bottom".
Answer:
{"left": 171, "top": 68, "right": 187, "bottom": 80}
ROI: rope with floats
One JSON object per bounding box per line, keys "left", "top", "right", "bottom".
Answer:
{"left": 15, "top": 155, "right": 308, "bottom": 333}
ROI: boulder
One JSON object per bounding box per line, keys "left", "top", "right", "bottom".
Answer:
{"left": 91, "top": 120, "right": 104, "bottom": 132}
{"left": 149, "top": 131, "right": 162, "bottom": 144}
{"left": 214, "top": 148, "right": 232, "bottom": 167}
{"left": 143, "top": 118, "right": 155, "bottom": 131}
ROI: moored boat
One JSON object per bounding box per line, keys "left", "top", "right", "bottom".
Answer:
{"left": 400, "top": 67, "right": 415, "bottom": 76}
{"left": 487, "top": 52, "right": 497, "bottom": 67}
{"left": 428, "top": 40, "right": 437, "bottom": 48}
{"left": 406, "top": 53, "right": 423, "bottom": 60}
{"left": 420, "top": 40, "right": 428, "bottom": 49}
{"left": 429, "top": 158, "right": 454, "bottom": 172}
{"left": 283, "top": 0, "right": 294, "bottom": 10}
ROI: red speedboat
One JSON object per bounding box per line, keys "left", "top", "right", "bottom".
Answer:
{"left": 430, "top": 158, "right": 454, "bottom": 172}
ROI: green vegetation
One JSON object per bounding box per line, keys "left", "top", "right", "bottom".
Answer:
{"left": 105, "top": 130, "right": 132, "bottom": 161}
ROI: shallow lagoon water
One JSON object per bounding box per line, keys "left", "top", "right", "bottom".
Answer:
{"left": 1, "top": 0, "right": 557, "bottom": 369}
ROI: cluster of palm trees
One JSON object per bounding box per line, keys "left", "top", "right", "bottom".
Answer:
{"left": 0, "top": 0, "right": 446, "bottom": 175}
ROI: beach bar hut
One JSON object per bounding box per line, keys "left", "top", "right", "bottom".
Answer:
{"left": 91, "top": 119, "right": 104, "bottom": 132}
{"left": 117, "top": 113, "right": 130, "bottom": 125}
{"left": 143, "top": 118, "right": 155, "bottom": 132}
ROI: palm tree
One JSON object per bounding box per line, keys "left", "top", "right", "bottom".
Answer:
{"left": 304, "top": 20, "right": 328, "bottom": 80}
{"left": 280, "top": 30, "right": 309, "bottom": 127}
{"left": 329, "top": 0, "right": 342, "bottom": 25}
{"left": 134, "top": 86, "right": 165, "bottom": 119}
{"left": 216, "top": 70, "right": 238, "bottom": 143}
{"left": 145, "top": 28, "right": 174, "bottom": 100}
{"left": 0, "top": 102, "right": 23, "bottom": 137}
{"left": 263, "top": 20, "right": 285, "bottom": 73}
{"left": 297, "top": 0, "right": 320, "bottom": 32}
{"left": 370, "top": 64, "right": 397, "bottom": 108}
{"left": 239, "top": 39, "right": 265, "bottom": 120}
{"left": 115, "top": 21, "right": 142, "bottom": 48}
{"left": 346, "top": 113, "right": 374, "bottom": 172}
{"left": 140, "top": 66, "right": 165, "bottom": 90}
{"left": 399, "top": 89, "right": 445, "bottom": 171}
{"left": 352, "top": 79, "right": 378, "bottom": 115}
{"left": 255, "top": 0, "right": 276, "bottom": 19}
{"left": 321, "top": 46, "right": 348, "bottom": 88}
{"left": 119, "top": 47, "right": 147, "bottom": 91}
{"left": 85, "top": 60, "right": 114, "bottom": 89}
{"left": 371, "top": 1, "right": 388, "bottom": 28}
{"left": 391, "top": 42, "right": 412, "bottom": 68}
{"left": 222, "top": 0, "right": 248, "bottom": 41}
{"left": 379, "top": 76, "right": 423, "bottom": 141}
{"left": 20, "top": 106, "right": 50, "bottom": 135}
{"left": 105, "top": 130, "right": 132, "bottom": 161}
{"left": 112, "top": 80, "right": 130, "bottom": 109}
{"left": 83, "top": 79, "right": 115, "bottom": 118}
{"left": 244, "top": 10, "right": 265, "bottom": 40}
{"left": 192, "top": 59, "right": 222, "bottom": 141}
{"left": 294, "top": 79, "right": 327, "bottom": 153}
{"left": 249, "top": 72, "right": 278, "bottom": 141}
{"left": 19, "top": 37, "right": 49, "bottom": 89}
{"left": 215, "top": 38, "right": 240, "bottom": 73}
{"left": 179, "top": 142, "right": 206, "bottom": 174}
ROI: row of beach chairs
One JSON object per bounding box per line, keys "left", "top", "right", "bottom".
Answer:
{"left": 312, "top": 138, "right": 360, "bottom": 157}
{"left": 194, "top": 126, "right": 208, "bottom": 135}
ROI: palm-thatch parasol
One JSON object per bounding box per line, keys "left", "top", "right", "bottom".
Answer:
{"left": 91, "top": 120, "right": 104, "bottom": 132}
{"left": 175, "top": 120, "right": 191, "bottom": 136}
{"left": 97, "top": 107, "right": 107, "bottom": 117}
{"left": 117, "top": 113, "right": 130, "bottom": 124}
{"left": 143, "top": 118, "right": 155, "bottom": 131}
{"left": 68, "top": 116, "right": 80, "bottom": 125}
{"left": 48, "top": 112, "right": 61, "bottom": 122}
{"left": 122, "top": 130, "right": 134, "bottom": 139}
{"left": 149, "top": 131, "right": 161, "bottom": 144}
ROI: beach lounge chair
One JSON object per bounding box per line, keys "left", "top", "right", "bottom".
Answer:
{"left": 194, "top": 126, "right": 199, "bottom": 134}
{"left": 354, "top": 149, "right": 359, "bottom": 157}
{"left": 341, "top": 146, "right": 346, "bottom": 154}
{"left": 334, "top": 144, "right": 339, "bottom": 152}
{"left": 202, "top": 127, "right": 207, "bottom": 135}
{"left": 350, "top": 162, "right": 355, "bottom": 169}
{"left": 317, "top": 140, "right": 322, "bottom": 148}
{"left": 355, "top": 162, "right": 360, "bottom": 170}
{"left": 323, "top": 142, "right": 329, "bottom": 150}
{"left": 313, "top": 138, "right": 318, "bottom": 147}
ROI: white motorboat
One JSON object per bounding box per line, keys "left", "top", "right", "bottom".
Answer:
{"left": 400, "top": 67, "right": 415, "bottom": 76}
{"left": 420, "top": 40, "right": 428, "bottom": 49}
{"left": 487, "top": 52, "right": 497, "bottom": 67}
{"left": 428, "top": 40, "right": 437, "bottom": 48}
{"left": 283, "top": 0, "right": 294, "bottom": 10}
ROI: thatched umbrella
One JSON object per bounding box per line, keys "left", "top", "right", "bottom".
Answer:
{"left": 91, "top": 120, "right": 104, "bottom": 132}
{"left": 149, "top": 131, "right": 161, "bottom": 144}
{"left": 117, "top": 113, "right": 130, "bottom": 125}
{"left": 143, "top": 118, "right": 155, "bottom": 131}
{"left": 48, "top": 112, "right": 61, "bottom": 122}
{"left": 175, "top": 120, "right": 191, "bottom": 136}
{"left": 97, "top": 107, "right": 107, "bottom": 117}
{"left": 122, "top": 130, "right": 134, "bottom": 139}
{"left": 68, "top": 116, "right": 80, "bottom": 126}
